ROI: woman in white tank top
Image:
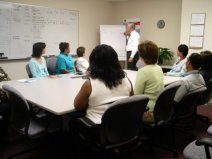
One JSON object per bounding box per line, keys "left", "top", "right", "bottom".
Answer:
{"left": 74, "top": 44, "right": 133, "bottom": 124}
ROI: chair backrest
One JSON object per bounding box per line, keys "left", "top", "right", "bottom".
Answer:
{"left": 101, "top": 95, "right": 149, "bottom": 145}
{"left": 202, "top": 79, "right": 212, "bottom": 103}
{"left": 2, "top": 84, "right": 30, "bottom": 135}
{"left": 173, "top": 86, "right": 207, "bottom": 118}
{"left": 46, "top": 56, "right": 57, "bottom": 75}
{"left": 153, "top": 81, "right": 181, "bottom": 122}
{"left": 74, "top": 60, "right": 81, "bottom": 73}
{"left": 26, "top": 64, "right": 33, "bottom": 78}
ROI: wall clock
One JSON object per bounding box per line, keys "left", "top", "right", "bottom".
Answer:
{"left": 157, "top": 20, "right": 165, "bottom": 29}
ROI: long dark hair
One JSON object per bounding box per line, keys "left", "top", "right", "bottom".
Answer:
{"left": 32, "top": 42, "right": 46, "bottom": 58}
{"left": 89, "top": 44, "right": 125, "bottom": 89}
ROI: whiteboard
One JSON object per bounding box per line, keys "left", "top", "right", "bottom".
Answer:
{"left": 0, "top": 1, "right": 78, "bottom": 59}
{"left": 100, "top": 25, "right": 126, "bottom": 61}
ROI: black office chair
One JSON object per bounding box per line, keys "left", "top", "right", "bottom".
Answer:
{"left": 143, "top": 81, "right": 181, "bottom": 157}
{"left": 0, "top": 114, "right": 3, "bottom": 136}
{"left": 173, "top": 87, "right": 207, "bottom": 119}
{"left": 194, "top": 79, "right": 212, "bottom": 124}
{"left": 72, "top": 95, "right": 149, "bottom": 156}
{"left": 153, "top": 82, "right": 181, "bottom": 123}
{"left": 170, "top": 87, "right": 207, "bottom": 148}
{"left": 26, "top": 64, "right": 33, "bottom": 78}
{"left": 202, "top": 79, "right": 212, "bottom": 103}
{"left": 2, "top": 84, "right": 48, "bottom": 159}
{"left": 74, "top": 60, "right": 83, "bottom": 74}
{"left": 46, "top": 56, "right": 57, "bottom": 75}
{"left": 208, "top": 125, "right": 212, "bottom": 135}
{"left": 74, "top": 60, "right": 77, "bottom": 71}
{"left": 25, "top": 64, "right": 49, "bottom": 118}
{"left": 0, "top": 102, "right": 10, "bottom": 138}
{"left": 0, "top": 67, "right": 10, "bottom": 137}
{"left": 183, "top": 125, "right": 212, "bottom": 159}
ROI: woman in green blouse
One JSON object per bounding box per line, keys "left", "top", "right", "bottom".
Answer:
{"left": 134, "top": 41, "right": 164, "bottom": 122}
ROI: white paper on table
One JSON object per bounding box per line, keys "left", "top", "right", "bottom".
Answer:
{"left": 69, "top": 74, "right": 87, "bottom": 78}
{"left": 17, "top": 79, "right": 36, "bottom": 83}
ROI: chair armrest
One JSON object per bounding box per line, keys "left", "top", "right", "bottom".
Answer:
{"left": 145, "top": 107, "right": 149, "bottom": 112}
{"left": 76, "top": 116, "right": 97, "bottom": 128}
{"left": 69, "top": 110, "right": 86, "bottom": 119}
{"left": 196, "top": 138, "right": 212, "bottom": 147}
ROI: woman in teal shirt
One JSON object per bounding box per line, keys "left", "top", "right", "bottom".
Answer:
{"left": 56, "top": 42, "right": 75, "bottom": 74}
{"left": 29, "top": 42, "right": 49, "bottom": 78}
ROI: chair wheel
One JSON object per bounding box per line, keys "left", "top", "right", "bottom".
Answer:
{"left": 172, "top": 151, "right": 178, "bottom": 158}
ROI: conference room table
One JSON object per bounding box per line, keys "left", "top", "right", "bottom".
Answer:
{"left": 0, "top": 70, "right": 182, "bottom": 115}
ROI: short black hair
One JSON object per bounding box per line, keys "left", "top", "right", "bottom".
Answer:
{"left": 188, "top": 53, "right": 202, "bottom": 70}
{"left": 89, "top": 44, "right": 125, "bottom": 89}
{"left": 32, "top": 42, "right": 46, "bottom": 58}
{"left": 138, "top": 40, "right": 159, "bottom": 64}
{"left": 76, "top": 47, "right": 85, "bottom": 57}
{"left": 200, "top": 50, "right": 212, "bottom": 56}
{"left": 178, "top": 44, "right": 189, "bottom": 58}
{"left": 200, "top": 50, "right": 212, "bottom": 70}
{"left": 59, "top": 42, "right": 69, "bottom": 52}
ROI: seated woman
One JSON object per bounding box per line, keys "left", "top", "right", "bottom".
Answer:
{"left": 166, "top": 44, "right": 188, "bottom": 77}
{"left": 75, "top": 46, "right": 89, "bottom": 73}
{"left": 56, "top": 42, "right": 75, "bottom": 74}
{"left": 199, "top": 50, "right": 212, "bottom": 84}
{"left": 134, "top": 41, "right": 164, "bottom": 122}
{"left": 74, "top": 44, "right": 133, "bottom": 124}
{"left": 28, "top": 42, "right": 49, "bottom": 78}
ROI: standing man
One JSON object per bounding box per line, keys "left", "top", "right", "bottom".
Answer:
{"left": 125, "top": 23, "right": 140, "bottom": 70}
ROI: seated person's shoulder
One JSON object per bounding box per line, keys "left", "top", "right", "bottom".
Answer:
{"left": 137, "top": 67, "right": 147, "bottom": 74}
{"left": 57, "top": 54, "right": 63, "bottom": 58}
{"left": 41, "top": 57, "right": 46, "bottom": 61}
{"left": 68, "top": 54, "right": 73, "bottom": 58}
{"left": 29, "top": 57, "right": 34, "bottom": 61}
{"left": 82, "top": 57, "right": 88, "bottom": 61}
{"left": 57, "top": 54, "right": 65, "bottom": 61}
{"left": 138, "top": 65, "right": 162, "bottom": 73}
{"left": 155, "top": 64, "right": 163, "bottom": 71}
{"left": 29, "top": 58, "right": 36, "bottom": 64}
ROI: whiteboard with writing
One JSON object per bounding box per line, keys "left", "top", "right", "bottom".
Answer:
{"left": 0, "top": 1, "right": 78, "bottom": 59}
{"left": 100, "top": 25, "right": 126, "bottom": 61}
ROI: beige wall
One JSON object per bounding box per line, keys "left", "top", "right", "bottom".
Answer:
{"left": 1, "top": 0, "right": 182, "bottom": 79}
{"left": 112, "top": 0, "right": 182, "bottom": 54}
{"left": 180, "top": 0, "right": 212, "bottom": 54}
{"left": 1, "top": 0, "right": 113, "bottom": 79}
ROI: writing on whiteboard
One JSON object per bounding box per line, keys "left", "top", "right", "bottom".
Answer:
{"left": 0, "top": 1, "right": 79, "bottom": 59}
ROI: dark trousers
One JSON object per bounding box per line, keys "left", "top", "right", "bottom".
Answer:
{"left": 127, "top": 51, "right": 139, "bottom": 71}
